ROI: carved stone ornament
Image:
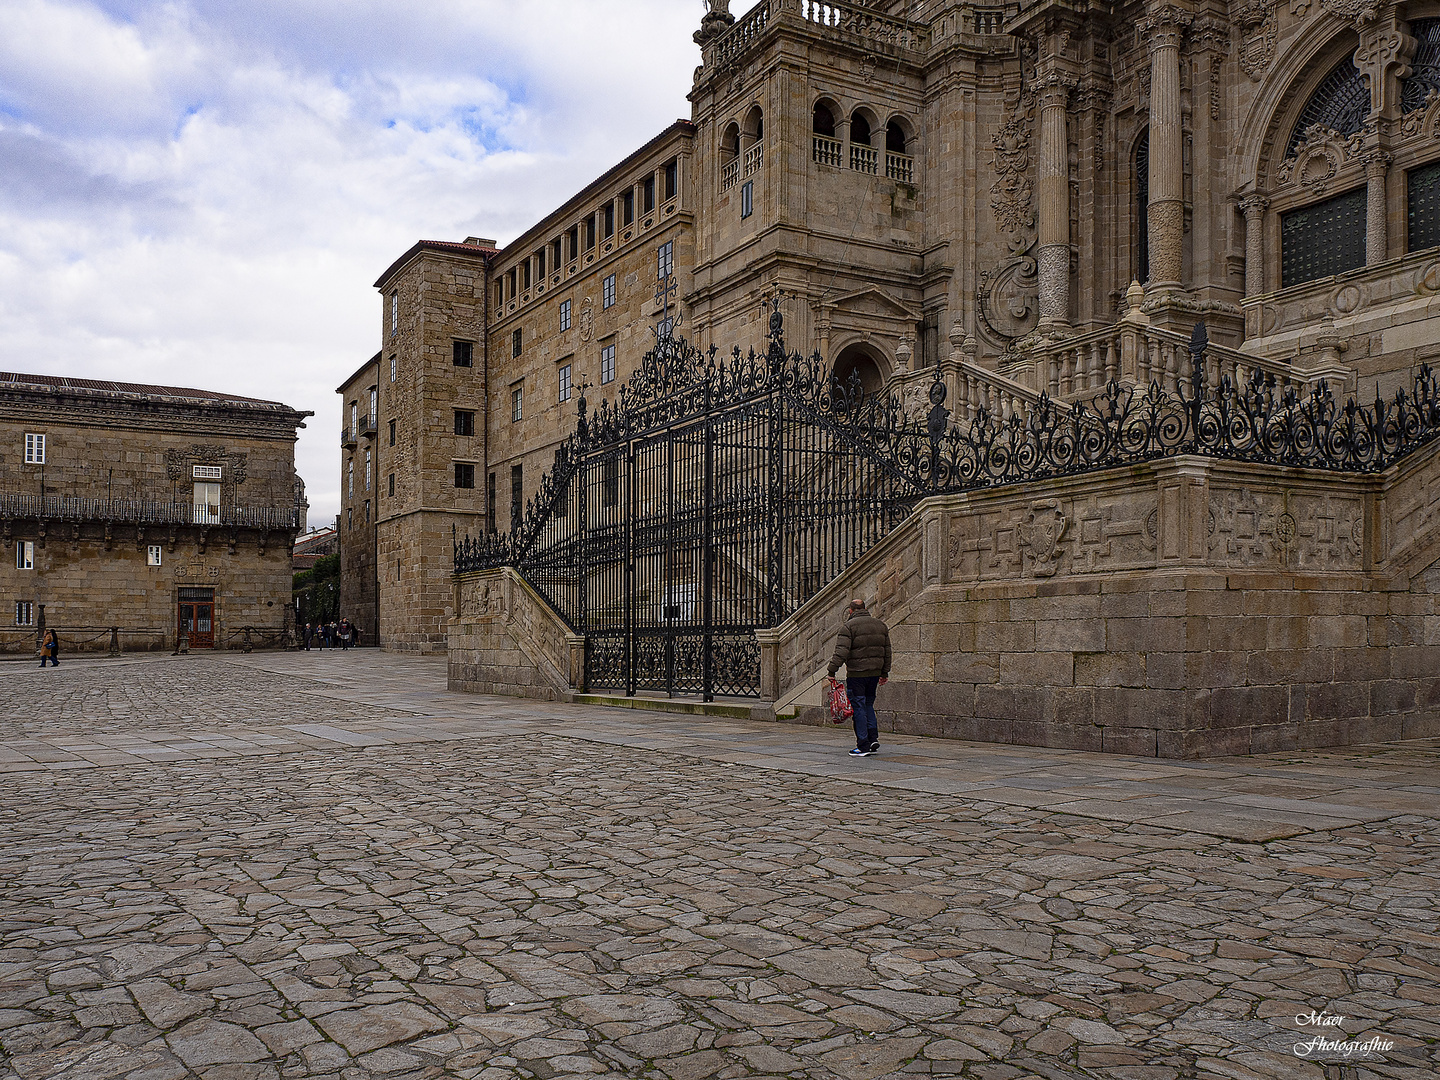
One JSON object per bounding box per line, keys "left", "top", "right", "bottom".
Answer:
{"left": 1319, "top": 0, "right": 1382, "bottom": 24}
{"left": 578, "top": 298, "right": 595, "bottom": 343}
{"left": 165, "top": 445, "right": 248, "bottom": 484}
{"left": 1017, "top": 500, "right": 1068, "bottom": 577}
{"left": 977, "top": 94, "right": 1040, "bottom": 347}
{"left": 988, "top": 112, "right": 1035, "bottom": 236}
{"left": 1235, "top": 0, "right": 1277, "bottom": 82}
{"left": 1277, "top": 125, "right": 1365, "bottom": 195}
{"left": 1400, "top": 89, "right": 1440, "bottom": 139}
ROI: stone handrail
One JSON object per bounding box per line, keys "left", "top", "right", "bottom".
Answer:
{"left": 1032, "top": 322, "right": 1338, "bottom": 403}
{"left": 794, "top": 0, "right": 929, "bottom": 50}
{"left": 0, "top": 494, "right": 301, "bottom": 531}
{"left": 710, "top": 0, "right": 771, "bottom": 68}
{"left": 951, "top": 356, "right": 1057, "bottom": 422}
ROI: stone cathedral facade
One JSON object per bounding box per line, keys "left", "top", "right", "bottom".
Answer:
{"left": 346, "top": 0, "right": 1440, "bottom": 664}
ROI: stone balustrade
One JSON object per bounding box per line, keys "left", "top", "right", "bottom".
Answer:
{"left": 812, "top": 135, "right": 842, "bottom": 167}
{"left": 743, "top": 142, "right": 764, "bottom": 177}
{"left": 885, "top": 151, "right": 914, "bottom": 183}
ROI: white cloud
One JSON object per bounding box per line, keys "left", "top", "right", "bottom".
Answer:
{"left": 0, "top": 0, "right": 708, "bottom": 525}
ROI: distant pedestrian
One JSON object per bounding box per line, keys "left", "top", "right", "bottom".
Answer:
{"left": 827, "top": 599, "right": 890, "bottom": 757}
{"left": 302, "top": 622, "right": 313, "bottom": 650}
{"left": 39, "top": 629, "right": 59, "bottom": 668}
{"left": 352, "top": 625, "right": 363, "bottom": 648}
{"left": 338, "top": 619, "right": 352, "bottom": 649}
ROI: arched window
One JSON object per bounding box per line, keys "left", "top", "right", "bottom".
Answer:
{"left": 721, "top": 122, "right": 741, "bottom": 190}
{"left": 1287, "top": 58, "right": 1369, "bottom": 155}
{"left": 885, "top": 120, "right": 907, "bottom": 153}
{"left": 831, "top": 345, "right": 884, "bottom": 403}
{"left": 850, "top": 112, "right": 873, "bottom": 147}
{"left": 1134, "top": 129, "right": 1149, "bottom": 285}
{"left": 813, "top": 103, "right": 835, "bottom": 137}
{"left": 1401, "top": 18, "right": 1440, "bottom": 112}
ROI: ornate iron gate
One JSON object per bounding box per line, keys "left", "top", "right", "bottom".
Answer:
{"left": 456, "top": 304, "right": 1440, "bottom": 701}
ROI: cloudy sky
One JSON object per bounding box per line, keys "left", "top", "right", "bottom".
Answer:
{"left": 0, "top": 0, "right": 714, "bottom": 526}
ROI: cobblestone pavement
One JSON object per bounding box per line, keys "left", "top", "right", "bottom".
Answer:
{"left": 0, "top": 653, "right": 1436, "bottom": 1080}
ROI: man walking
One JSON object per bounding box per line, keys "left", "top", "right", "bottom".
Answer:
{"left": 827, "top": 598, "right": 891, "bottom": 757}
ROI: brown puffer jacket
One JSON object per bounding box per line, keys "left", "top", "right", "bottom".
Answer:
{"left": 827, "top": 605, "right": 891, "bottom": 679}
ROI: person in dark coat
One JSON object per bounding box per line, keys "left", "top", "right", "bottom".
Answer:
{"left": 39, "top": 629, "right": 59, "bottom": 667}
{"left": 302, "top": 622, "right": 313, "bottom": 650}
{"left": 828, "top": 599, "right": 891, "bottom": 756}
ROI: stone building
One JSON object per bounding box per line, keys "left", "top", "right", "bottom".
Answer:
{"left": 1, "top": 372, "right": 311, "bottom": 653}
{"left": 373, "top": 0, "right": 1440, "bottom": 752}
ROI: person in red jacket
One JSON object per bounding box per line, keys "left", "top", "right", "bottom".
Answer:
{"left": 827, "top": 598, "right": 891, "bottom": 756}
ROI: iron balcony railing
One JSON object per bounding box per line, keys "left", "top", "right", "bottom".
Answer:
{"left": 341, "top": 425, "right": 357, "bottom": 448}
{"left": 0, "top": 494, "right": 302, "bottom": 530}
{"left": 359, "top": 414, "right": 378, "bottom": 438}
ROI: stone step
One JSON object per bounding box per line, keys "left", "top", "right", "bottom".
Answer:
{"left": 572, "top": 693, "right": 759, "bottom": 720}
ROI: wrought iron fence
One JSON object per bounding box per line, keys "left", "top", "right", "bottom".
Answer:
{"left": 457, "top": 309, "right": 1440, "bottom": 698}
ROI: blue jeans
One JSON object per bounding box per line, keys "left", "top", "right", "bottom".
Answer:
{"left": 847, "top": 676, "right": 880, "bottom": 749}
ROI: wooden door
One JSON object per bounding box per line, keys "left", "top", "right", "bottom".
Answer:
{"left": 178, "top": 602, "right": 215, "bottom": 648}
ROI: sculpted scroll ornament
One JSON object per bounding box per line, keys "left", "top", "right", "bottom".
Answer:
{"left": 977, "top": 96, "right": 1040, "bottom": 347}
{"left": 578, "top": 298, "right": 595, "bottom": 343}
{"left": 1400, "top": 90, "right": 1440, "bottom": 139}
{"left": 1277, "top": 125, "right": 1365, "bottom": 195}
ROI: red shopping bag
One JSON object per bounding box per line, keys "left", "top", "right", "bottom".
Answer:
{"left": 826, "top": 679, "right": 853, "bottom": 725}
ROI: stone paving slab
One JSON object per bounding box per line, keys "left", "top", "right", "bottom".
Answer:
{"left": 0, "top": 651, "right": 1436, "bottom": 1079}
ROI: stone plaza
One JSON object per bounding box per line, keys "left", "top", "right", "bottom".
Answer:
{"left": 0, "top": 651, "right": 1435, "bottom": 1079}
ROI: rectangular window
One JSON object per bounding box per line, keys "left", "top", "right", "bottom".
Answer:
{"left": 390, "top": 291, "right": 398, "bottom": 334}
{"left": 568, "top": 225, "right": 580, "bottom": 260}
{"left": 522, "top": 261, "right": 531, "bottom": 290}
{"left": 369, "top": 388, "right": 377, "bottom": 424}
{"left": 389, "top": 419, "right": 396, "bottom": 446}
{"left": 664, "top": 158, "right": 678, "bottom": 201}
{"left": 560, "top": 298, "right": 572, "bottom": 332}
{"left": 453, "top": 340, "right": 473, "bottom": 367}
{"left": 147, "top": 544, "right": 162, "bottom": 567}
{"left": 193, "top": 482, "right": 221, "bottom": 524}
{"left": 351, "top": 401, "right": 358, "bottom": 435}
{"left": 601, "top": 343, "right": 616, "bottom": 385}
{"left": 511, "top": 385, "right": 523, "bottom": 422}
{"left": 535, "top": 248, "right": 545, "bottom": 277}
{"left": 741, "top": 180, "right": 753, "bottom": 219}
{"left": 512, "top": 328, "right": 522, "bottom": 358}
{"left": 347, "top": 507, "right": 353, "bottom": 529}
{"left": 24, "top": 433, "right": 44, "bottom": 464}
{"left": 603, "top": 274, "right": 616, "bottom": 309}
{"left": 487, "top": 472, "right": 497, "bottom": 533}
{"left": 622, "top": 189, "right": 634, "bottom": 226}
{"left": 455, "top": 462, "right": 476, "bottom": 489}
{"left": 552, "top": 238, "right": 563, "bottom": 268}
{"left": 454, "top": 409, "right": 475, "bottom": 436}
{"left": 388, "top": 473, "right": 394, "bottom": 497}
{"left": 585, "top": 218, "right": 595, "bottom": 249}
{"left": 15, "top": 601, "right": 34, "bottom": 627}
{"left": 1408, "top": 159, "right": 1440, "bottom": 253}
{"left": 347, "top": 460, "right": 354, "bottom": 498}
{"left": 643, "top": 175, "right": 656, "bottom": 212}
{"left": 603, "top": 203, "right": 615, "bottom": 238}
{"left": 510, "top": 464, "right": 523, "bottom": 531}
{"left": 390, "top": 355, "right": 397, "bottom": 382}
{"left": 1281, "top": 187, "right": 1367, "bottom": 288}
{"left": 495, "top": 282, "right": 504, "bottom": 307}
{"left": 192, "top": 465, "right": 223, "bottom": 480}
{"left": 365, "top": 500, "right": 370, "bottom": 523}
{"left": 365, "top": 450, "right": 371, "bottom": 490}
{"left": 16, "top": 541, "right": 33, "bottom": 570}
{"left": 558, "top": 363, "right": 572, "bottom": 403}
{"left": 657, "top": 240, "right": 674, "bottom": 280}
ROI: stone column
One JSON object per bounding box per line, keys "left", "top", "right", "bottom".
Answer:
{"left": 1143, "top": 4, "right": 1191, "bottom": 291}
{"left": 1239, "top": 194, "right": 1268, "bottom": 298}
{"left": 1363, "top": 150, "right": 1390, "bottom": 265}
{"left": 1035, "top": 73, "right": 1073, "bottom": 334}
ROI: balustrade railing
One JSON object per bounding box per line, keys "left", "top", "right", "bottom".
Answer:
{"left": 797, "top": 0, "right": 929, "bottom": 50}
{"left": 744, "top": 142, "right": 764, "bottom": 177}
{"left": 0, "top": 494, "right": 301, "bottom": 530}
{"left": 721, "top": 159, "right": 740, "bottom": 191}
{"left": 851, "top": 145, "right": 878, "bottom": 174}
{"left": 813, "top": 135, "right": 843, "bottom": 167}
{"left": 972, "top": 7, "right": 1007, "bottom": 33}
{"left": 711, "top": 0, "right": 770, "bottom": 67}
{"left": 952, "top": 357, "right": 1057, "bottom": 423}
{"left": 1032, "top": 323, "right": 1329, "bottom": 402}
{"left": 885, "top": 151, "right": 914, "bottom": 183}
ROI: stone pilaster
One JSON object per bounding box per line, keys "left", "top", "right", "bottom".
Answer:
{"left": 1035, "top": 73, "right": 1074, "bottom": 334}
{"left": 1142, "top": 4, "right": 1191, "bottom": 292}
{"left": 1239, "top": 194, "right": 1268, "bottom": 298}
{"left": 1363, "top": 150, "right": 1390, "bottom": 265}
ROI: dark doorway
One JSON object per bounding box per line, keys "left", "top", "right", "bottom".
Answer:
{"left": 178, "top": 588, "right": 215, "bottom": 649}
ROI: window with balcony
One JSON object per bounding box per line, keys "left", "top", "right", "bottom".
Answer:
{"left": 813, "top": 102, "right": 841, "bottom": 167}
{"left": 850, "top": 112, "right": 878, "bottom": 174}
{"left": 885, "top": 119, "right": 914, "bottom": 182}
{"left": 193, "top": 482, "right": 221, "bottom": 524}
